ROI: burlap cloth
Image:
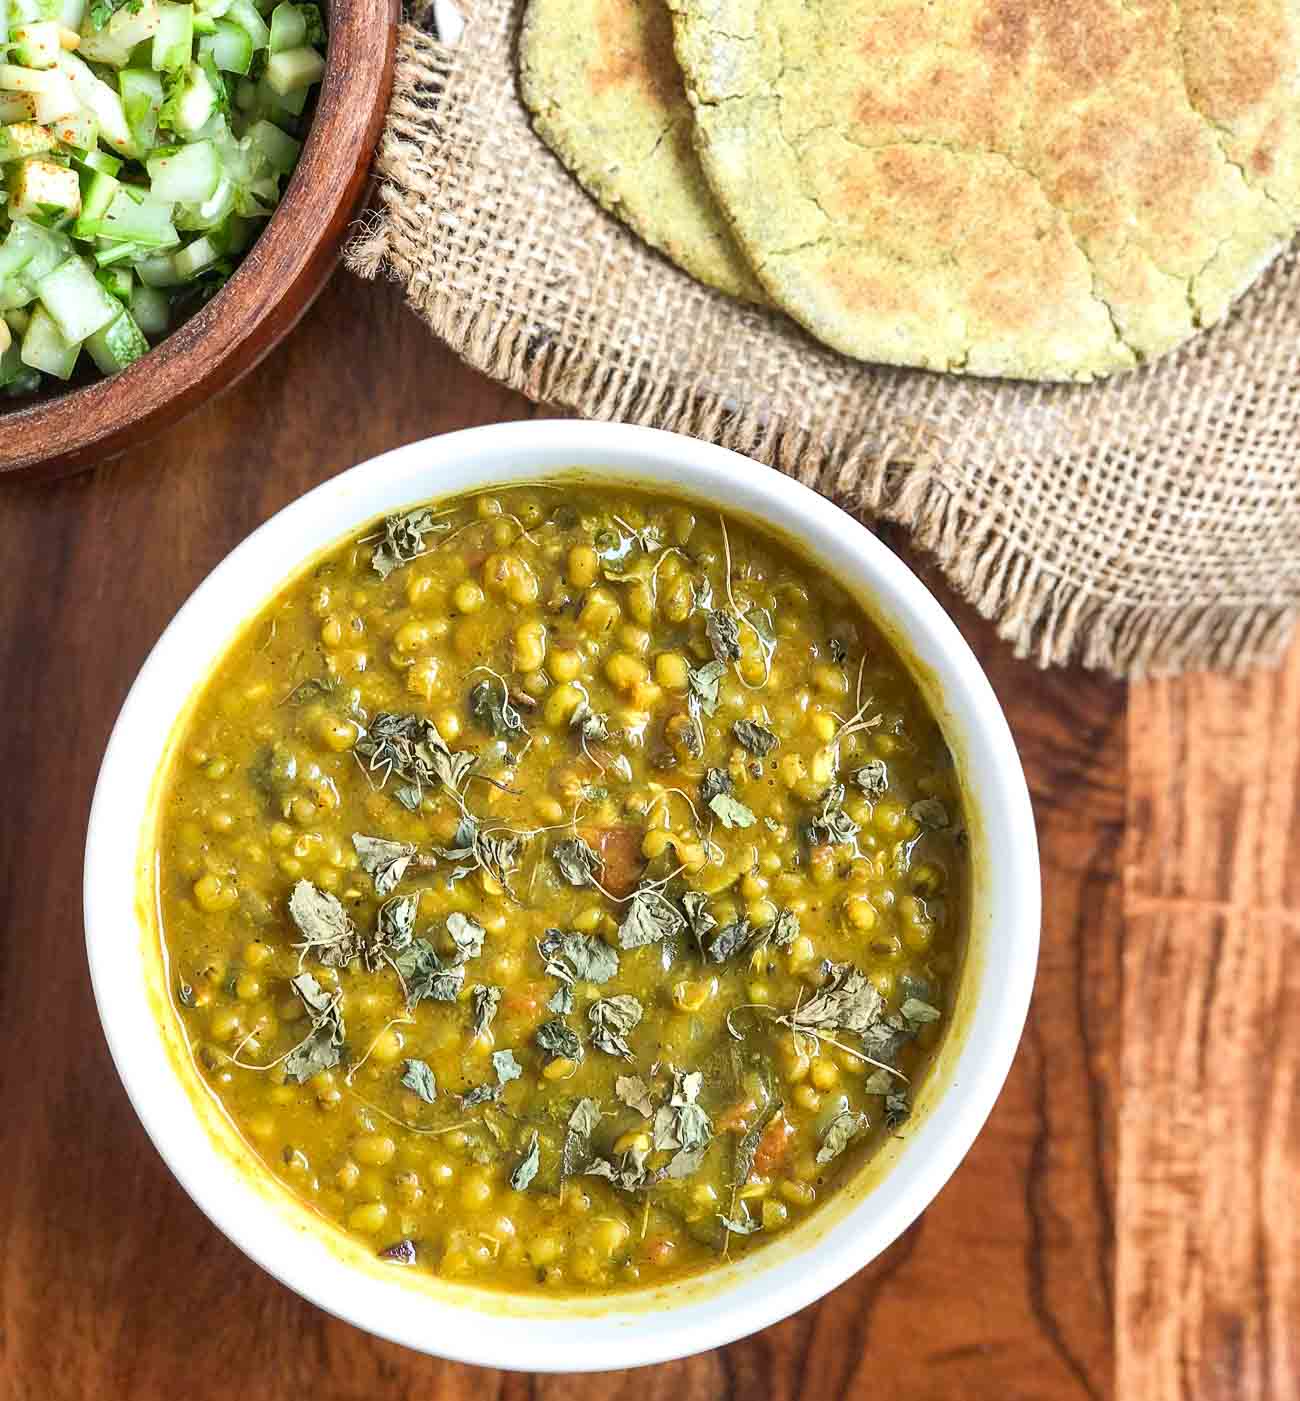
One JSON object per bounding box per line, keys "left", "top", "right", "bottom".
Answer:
{"left": 346, "top": 0, "right": 1300, "bottom": 676}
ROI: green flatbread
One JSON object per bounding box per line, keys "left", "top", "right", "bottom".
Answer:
{"left": 519, "top": 0, "right": 765, "bottom": 303}
{"left": 670, "top": 0, "right": 1300, "bottom": 380}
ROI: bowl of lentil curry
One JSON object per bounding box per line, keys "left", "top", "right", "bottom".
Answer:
{"left": 86, "top": 421, "right": 1039, "bottom": 1370}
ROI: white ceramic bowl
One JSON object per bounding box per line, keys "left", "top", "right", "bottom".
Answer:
{"left": 85, "top": 421, "right": 1040, "bottom": 1372}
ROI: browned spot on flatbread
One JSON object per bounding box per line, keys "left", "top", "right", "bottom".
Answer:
{"left": 974, "top": 0, "right": 1030, "bottom": 63}
{"left": 870, "top": 143, "right": 971, "bottom": 232}
{"left": 1221, "top": 43, "right": 1284, "bottom": 113}
{"left": 1184, "top": 4, "right": 1285, "bottom": 118}
{"left": 1163, "top": 0, "right": 1290, "bottom": 191}
{"left": 821, "top": 143, "right": 959, "bottom": 252}
{"left": 1252, "top": 115, "right": 1282, "bottom": 177}
{"left": 855, "top": 64, "right": 1009, "bottom": 150}
{"left": 1034, "top": 0, "right": 1130, "bottom": 91}
{"left": 590, "top": 0, "right": 680, "bottom": 107}
{"left": 824, "top": 257, "right": 907, "bottom": 317}
{"left": 859, "top": 2, "right": 943, "bottom": 60}
{"left": 854, "top": 1, "right": 1021, "bottom": 150}
{"left": 962, "top": 211, "right": 1075, "bottom": 332}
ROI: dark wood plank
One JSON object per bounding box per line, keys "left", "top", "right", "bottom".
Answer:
{"left": 0, "top": 269, "right": 1121, "bottom": 1399}
{"left": 1123, "top": 663, "right": 1300, "bottom": 1401}
{"left": 894, "top": 548, "right": 1124, "bottom": 1401}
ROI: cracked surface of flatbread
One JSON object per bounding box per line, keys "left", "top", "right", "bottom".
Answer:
{"left": 519, "top": 0, "right": 765, "bottom": 302}
{"left": 669, "top": 0, "right": 1300, "bottom": 380}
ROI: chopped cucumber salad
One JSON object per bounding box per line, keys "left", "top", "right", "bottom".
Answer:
{"left": 0, "top": 0, "right": 325, "bottom": 396}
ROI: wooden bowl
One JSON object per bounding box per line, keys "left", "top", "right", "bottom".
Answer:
{"left": 0, "top": 0, "right": 399, "bottom": 482}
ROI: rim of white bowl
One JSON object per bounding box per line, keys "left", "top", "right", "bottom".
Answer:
{"left": 85, "top": 421, "right": 1040, "bottom": 1372}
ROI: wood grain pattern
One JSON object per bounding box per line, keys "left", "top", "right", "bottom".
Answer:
{"left": 0, "top": 262, "right": 1279, "bottom": 1400}
{"left": 0, "top": 0, "right": 398, "bottom": 481}
{"left": 1123, "top": 660, "right": 1300, "bottom": 1401}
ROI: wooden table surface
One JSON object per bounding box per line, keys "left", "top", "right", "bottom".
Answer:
{"left": 1, "top": 271, "right": 1294, "bottom": 1401}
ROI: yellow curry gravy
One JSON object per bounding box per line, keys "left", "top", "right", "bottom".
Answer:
{"left": 153, "top": 482, "right": 968, "bottom": 1293}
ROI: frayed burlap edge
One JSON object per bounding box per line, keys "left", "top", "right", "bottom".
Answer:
{"left": 347, "top": 23, "right": 1299, "bottom": 679}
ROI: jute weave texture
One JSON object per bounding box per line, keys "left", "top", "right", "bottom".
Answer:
{"left": 348, "top": 3, "right": 1300, "bottom": 675}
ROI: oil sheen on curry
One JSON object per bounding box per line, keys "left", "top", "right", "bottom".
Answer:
{"left": 154, "top": 482, "right": 968, "bottom": 1293}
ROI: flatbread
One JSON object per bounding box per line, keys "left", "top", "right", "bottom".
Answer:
{"left": 519, "top": 0, "right": 765, "bottom": 302}
{"left": 669, "top": 0, "right": 1300, "bottom": 380}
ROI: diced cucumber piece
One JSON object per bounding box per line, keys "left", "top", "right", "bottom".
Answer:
{"left": 254, "top": 70, "right": 305, "bottom": 116}
{"left": 118, "top": 66, "right": 163, "bottom": 150}
{"left": 223, "top": 0, "right": 266, "bottom": 46}
{"left": 267, "top": 0, "right": 302, "bottom": 52}
{"left": 49, "top": 105, "right": 97, "bottom": 150}
{"left": 263, "top": 44, "right": 321, "bottom": 95}
{"left": 12, "top": 20, "right": 62, "bottom": 68}
{"left": 79, "top": 0, "right": 161, "bottom": 67}
{"left": 0, "top": 281, "right": 36, "bottom": 313}
{"left": 204, "top": 113, "right": 256, "bottom": 179}
{"left": 1, "top": 0, "right": 322, "bottom": 399}
{"left": 0, "top": 120, "right": 56, "bottom": 161}
{"left": 198, "top": 16, "right": 251, "bottom": 71}
{"left": 0, "top": 61, "right": 67, "bottom": 93}
{"left": 223, "top": 210, "right": 252, "bottom": 252}
{"left": 20, "top": 301, "right": 79, "bottom": 379}
{"left": 31, "top": 71, "right": 79, "bottom": 122}
{"left": 0, "top": 273, "right": 35, "bottom": 312}
{"left": 73, "top": 166, "right": 119, "bottom": 238}
{"left": 152, "top": 0, "right": 193, "bottom": 71}
{"left": 0, "top": 92, "right": 40, "bottom": 123}
{"left": 0, "top": 216, "right": 71, "bottom": 282}
{"left": 36, "top": 252, "right": 120, "bottom": 340}
{"left": 158, "top": 58, "right": 216, "bottom": 134}
{"left": 232, "top": 175, "right": 273, "bottom": 217}
{"left": 147, "top": 136, "right": 219, "bottom": 201}
{"left": 55, "top": 52, "right": 136, "bottom": 154}
{"left": 298, "top": 2, "right": 322, "bottom": 41}
{"left": 198, "top": 50, "right": 227, "bottom": 108}
{"left": 172, "top": 231, "right": 220, "bottom": 276}
{"left": 29, "top": 223, "right": 75, "bottom": 273}
{"left": 253, "top": 68, "right": 305, "bottom": 116}
{"left": 79, "top": 146, "right": 123, "bottom": 176}
{"left": 100, "top": 185, "right": 177, "bottom": 244}
{"left": 129, "top": 277, "right": 168, "bottom": 334}
{"left": 188, "top": 105, "right": 228, "bottom": 141}
{"left": 134, "top": 250, "right": 182, "bottom": 285}
{"left": 7, "top": 155, "right": 81, "bottom": 217}
{"left": 85, "top": 304, "right": 147, "bottom": 371}
{"left": 96, "top": 263, "right": 132, "bottom": 299}
{"left": 176, "top": 171, "right": 234, "bottom": 228}
{"left": 2, "top": 327, "right": 46, "bottom": 394}
{"left": 75, "top": 36, "right": 128, "bottom": 70}
{"left": 247, "top": 116, "right": 298, "bottom": 173}
{"left": 0, "top": 334, "right": 28, "bottom": 389}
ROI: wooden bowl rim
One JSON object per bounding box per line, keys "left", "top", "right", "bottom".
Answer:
{"left": 0, "top": 0, "right": 398, "bottom": 480}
